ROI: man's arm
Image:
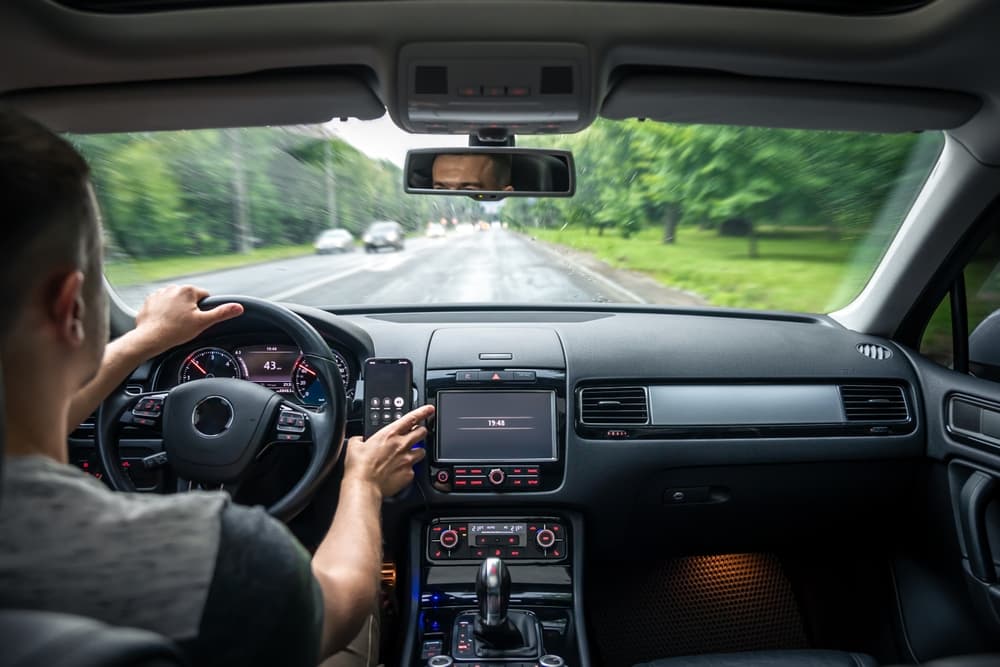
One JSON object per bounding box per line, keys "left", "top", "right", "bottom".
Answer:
{"left": 67, "top": 285, "right": 242, "bottom": 430}
{"left": 311, "top": 404, "right": 433, "bottom": 658}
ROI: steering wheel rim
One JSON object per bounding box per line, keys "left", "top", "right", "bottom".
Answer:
{"left": 96, "top": 295, "right": 348, "bottom": 522}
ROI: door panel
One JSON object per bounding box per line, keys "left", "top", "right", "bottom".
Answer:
{"left": 902, "top": 347, "right": 1000, "bottom": 633}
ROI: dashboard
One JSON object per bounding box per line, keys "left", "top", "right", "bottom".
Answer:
{"left": 150, "top": 336, "right": 358, "bottom": 407}
{"left": 72, "top": 304, "right": 933, "bottom": 560}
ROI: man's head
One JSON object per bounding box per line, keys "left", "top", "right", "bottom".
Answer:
{"left": 0, "top": 109, "right": 107, "bottom": 395}
{"left": 432, "top": 153, "right": 513, "bottom": 192}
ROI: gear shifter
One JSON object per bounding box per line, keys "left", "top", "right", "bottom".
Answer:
{"left": 476, "top": 557, "right": 511, "bottom": 627}
{"left": 471, "top": 556, "right": 542, "bottom": 657}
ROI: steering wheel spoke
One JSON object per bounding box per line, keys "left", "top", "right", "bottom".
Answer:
{"left": 272, "top": 402, "right": 312, "bottom": 444}
{"left": 122, "top": 392, "right": 168, "bottom": 430}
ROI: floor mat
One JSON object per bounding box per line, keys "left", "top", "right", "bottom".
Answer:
{"left": 587, "top": 553, "right": 809, "bottom": 667}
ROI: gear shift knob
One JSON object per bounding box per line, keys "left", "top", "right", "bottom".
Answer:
{"left": 476, "top": 557, "right": 511, "bottom": 627}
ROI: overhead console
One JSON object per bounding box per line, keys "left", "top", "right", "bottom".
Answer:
{"left": 397, "top": 43, "right": 593, "bottom": 134}
{"left": 424, "top": 328, "right": 567, "bottom": 493}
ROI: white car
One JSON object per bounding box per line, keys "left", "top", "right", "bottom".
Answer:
{"left": 426, "top": 223, "right": 446, "bottom": 238}
{"left": 314, "top": 228, "right": 354, "bottom": 254}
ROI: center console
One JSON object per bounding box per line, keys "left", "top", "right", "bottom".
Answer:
{"left": 403, "top": 329, "right": 586, "bottom": 665}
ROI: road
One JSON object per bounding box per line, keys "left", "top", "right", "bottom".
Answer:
{"left": 114, "top": 230, "right": 651, "bottom": 309}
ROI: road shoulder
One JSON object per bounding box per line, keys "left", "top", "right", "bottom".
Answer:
{"left": 522, "top": 232, "right": 707, "bottom": 306}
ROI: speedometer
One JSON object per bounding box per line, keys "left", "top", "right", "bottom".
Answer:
{"left": 293, "top": 351, "right": 352, "bottom": 405}
{"left": 178, "top": 348, "right": 242, "bottom": 384}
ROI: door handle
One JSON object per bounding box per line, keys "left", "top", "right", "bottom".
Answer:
{"left": 959, "top": 471, "right": 998, "bottom": 583}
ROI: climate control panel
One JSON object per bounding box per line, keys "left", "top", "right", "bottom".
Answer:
{"left": 427, "top": 518, "right": 567, "bottom": 563}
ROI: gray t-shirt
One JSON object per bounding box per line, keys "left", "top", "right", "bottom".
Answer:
{"left": 0, "top": 455, "right": 323, "bottom": 667}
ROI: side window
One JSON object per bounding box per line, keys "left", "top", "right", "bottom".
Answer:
{"left": 920, "top": 296, "right": 954, "bottom": 369}
{"left": 967, "top": 228, "right": 1000, "bottom": 380}
{"left": 920, "top": 224, "right": 1000, "bottom": 379}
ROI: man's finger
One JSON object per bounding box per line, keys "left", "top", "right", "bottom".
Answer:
{"left": 347, "top": 435, "right": 364, "bottom": 447}
{"left": 408, "top": 447, "right": 427, "bottom": 464}
{"left": 185, "top": 285, "right": 211, "bottom": 301}
{"left": 198, "top": 302, "right": 244, "bottom": 325}
{"left": 395, "top": 426, "right": 428, "bottom": 453}
{"left": 392, "top": 405, "right": 435, "bottom": 435}
{"left": 392, "top": 425, "right": 428, "bottom": 454}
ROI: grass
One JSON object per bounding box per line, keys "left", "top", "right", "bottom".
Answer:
{"left": 105, "top": 244, "right": 313, "bottom": 287}
{"left": 529, "top": 226, "right": 882, "bottom": 313}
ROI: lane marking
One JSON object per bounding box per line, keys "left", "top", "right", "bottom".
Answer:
{"left": 264, "top": 264, "right": 372, "bottom": 301}
{"left": 264, "top": 240, "right": 438, "bottom": 301}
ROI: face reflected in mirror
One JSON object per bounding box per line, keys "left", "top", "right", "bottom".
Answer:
{"left": 432, "top": 153, "right": 514, "bottom": 192}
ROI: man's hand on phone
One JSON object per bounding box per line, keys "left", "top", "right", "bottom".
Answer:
{"left": 344, "top": 404, "right": 434, "bottom": 498}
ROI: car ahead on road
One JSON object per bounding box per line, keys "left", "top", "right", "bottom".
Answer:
{"left": 362, "top": 220, "right": 405, "bottom": 253}
{"left": 313, "top": 228, "right": 354, "bottom": 254}
{"left": 7, "top": 3, "right": 1000, "bottom": 667}
{"left": 426, "top": 222, "right": 446, "bottom": 238}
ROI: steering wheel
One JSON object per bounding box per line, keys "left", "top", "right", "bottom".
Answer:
{"left": 96, "top": 296, "right": 348, "bottom": 522}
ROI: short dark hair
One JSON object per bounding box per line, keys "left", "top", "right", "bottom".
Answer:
{"left": 491, "top": 154, "right": 512, "bottom": 188}
{"left": 0, "top": 109, "right": 96, "bottom": 336}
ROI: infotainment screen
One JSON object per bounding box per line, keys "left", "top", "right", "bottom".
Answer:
{"left": 436, "top": 391, "right": 557, "bottom": 462}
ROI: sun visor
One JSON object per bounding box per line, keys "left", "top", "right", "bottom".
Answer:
{"left": 602, "top": 72, "right": 980, "bottom": 132}
{"left": 0, "top": 70, "right": 385, "bottom": 133}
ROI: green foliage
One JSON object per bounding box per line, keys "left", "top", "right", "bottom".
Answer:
{"left": 523, "top": 120, "right": 940, "bottom": 244}
{"left": 71, "top": 126, "right": 464, "bottom": 259}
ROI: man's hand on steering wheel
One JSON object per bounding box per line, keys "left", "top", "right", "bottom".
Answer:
{"left": 344, "top": 405, "right": 434, "bottom": 498}
{"left": 66, "top": 286, "right": 244, "bottom": 433}
{"left": 131, "top": 285, "right": 244, "bottom": 358}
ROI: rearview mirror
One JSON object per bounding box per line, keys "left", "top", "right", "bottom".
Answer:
{"left": 404, "top": 147, "right": 575, "bottom": 200}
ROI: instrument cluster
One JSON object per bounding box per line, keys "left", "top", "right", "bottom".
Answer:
{"left": 163, "top": 342, "right": 354, "bottom": 406}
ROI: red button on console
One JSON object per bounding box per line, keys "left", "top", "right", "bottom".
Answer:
{"left": 536, "top": 529, "right": 556, "bottom": 549}
{"left": 440, "top": 529, "right": 459, "bottom": 549}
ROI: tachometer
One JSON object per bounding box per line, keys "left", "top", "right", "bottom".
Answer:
{"left": 178, "top": 348, "right": 241, "bottom": 384}
{"left": 293, "top": 351, "right": 352, "bottom": 405}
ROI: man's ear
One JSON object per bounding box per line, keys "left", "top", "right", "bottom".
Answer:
{"left": 49, "top": 270, "right": 87, "bottom": 347}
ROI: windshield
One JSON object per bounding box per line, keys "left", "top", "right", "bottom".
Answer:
{"left": 74, "top": 119, "right": 942, "bottom": 313}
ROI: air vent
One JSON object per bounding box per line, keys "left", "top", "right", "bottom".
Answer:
{"left": 580, "top": 386, "right": 649, "bottom": 425}
{"left": 839, "top": 385, "right": 909, "bottom": 422}
{"left": 857, "top": 343, "right": 893, "bottom": 360}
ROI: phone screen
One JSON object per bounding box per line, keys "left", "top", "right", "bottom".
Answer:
{"left": 363, "top": 358, "right": 413, "bottom": 437}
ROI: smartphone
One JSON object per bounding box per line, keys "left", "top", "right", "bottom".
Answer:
{"left": 363, "top": 358, "right": 414, "bottom": 437}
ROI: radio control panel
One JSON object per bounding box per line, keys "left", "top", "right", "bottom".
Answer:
{"left": 431, "top": 464, "right": 543, "bottom": 491}
{"left": 427, "top": 517, "right": 568, "bottom": 563}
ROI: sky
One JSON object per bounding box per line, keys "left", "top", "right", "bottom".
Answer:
{"left": 325, "top": 115, "right": 466, "bottom": 167}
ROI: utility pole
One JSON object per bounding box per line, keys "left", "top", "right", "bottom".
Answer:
{"left": 325, "top": 138, "right": 338, "bottom": 230}
{"left": 229, "top": 129, "right": 251, "bottom": 254}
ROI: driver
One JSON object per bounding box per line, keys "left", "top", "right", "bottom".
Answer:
{"left": 432, "top": 153, "right": 514, "bottom": 191}
{"left": 0, "top": 109, "right": 431, "bottom": 667}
